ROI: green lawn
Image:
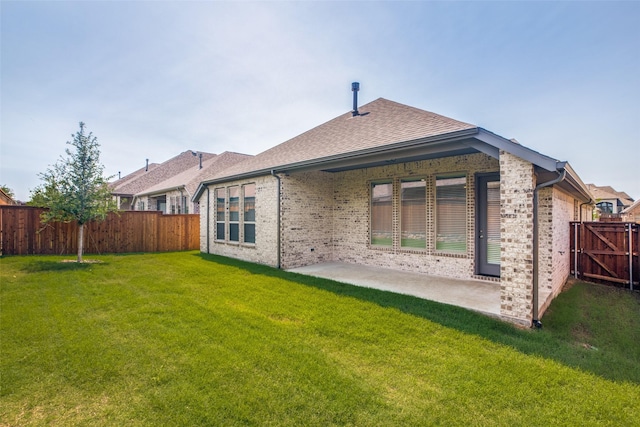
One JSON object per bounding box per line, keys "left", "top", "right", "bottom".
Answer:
{"left": 1, "top": 251, "right": 639, "bottom": 426}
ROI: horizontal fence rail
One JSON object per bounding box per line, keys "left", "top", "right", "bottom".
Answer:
{"left": 570, "top": 221, "right": 639, "bottom": 290}
{"left": 0, "top": 206, "right": 199, "bottom": 256}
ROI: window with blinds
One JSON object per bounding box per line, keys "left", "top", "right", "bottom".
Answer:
{"left": 436, "top": 176, "right": 467, "bottom": 253}
{"left": 215, "top": 184, "right": 256, "bottom": 245}
{"left": 371, "top": 182, "right": 392, "bottom": 246}
{"left": 215, "top": 188, "right": 225, "bottom": 240}
{"left": 229, "top": 186, "right": 240, "bottom": 242}
{"left": 401, "top": 179, "right": 426, "bottom": 248}
{"left": 243, "top": 184, "right": 256, "bottom": 244}
{"left": 486, "top": 181, "right": 501, "bottom": 264}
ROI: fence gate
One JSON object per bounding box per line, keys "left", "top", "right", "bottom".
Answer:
{"left": 570, "top": 222, "right": 639, "bottom": 290}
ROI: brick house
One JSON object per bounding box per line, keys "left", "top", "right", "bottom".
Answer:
{"left": 110, "top": 150, "right": 251, "bottom": 214}
{"left": 0, "top": 187, "right": 16, "bottom": 205}
{"left": 586, "top": 184, "right": 634, "bottom": 219}
{"left": 622, "top": 199, "right": 640, "bottom": 223}
{"left": 193, "top": 97, "right": 593, "bottom": 326}
{"left": 133, "top": 151, "right": 252, "bottom": 214}
{"left": 110, "top": 150, "right": 216, "bottom": 211}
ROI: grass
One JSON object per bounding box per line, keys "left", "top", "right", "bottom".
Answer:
{"left": 400, "top": 238, "right": 426, "bottom": 249}
{"left": 1, "top": 251, "right": 639, "bottom": 426}
{"left": 435, "top": 241, "right": 466, "bottom": 252}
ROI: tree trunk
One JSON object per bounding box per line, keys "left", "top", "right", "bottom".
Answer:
{"left": 77, "top": 223, "right": 84, "bottom": 263}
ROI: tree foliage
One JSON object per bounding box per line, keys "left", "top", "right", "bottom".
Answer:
{"left": 31, "top": 122, "right": 117, "bottom": 261}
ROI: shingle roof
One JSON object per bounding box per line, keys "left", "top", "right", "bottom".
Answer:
{"left": 136, "top": 152, "right": 253, "bottom": 197}
{"left": 210, "top": 98, "right": 476, "bottom": 180}
{"left": 622, "top": 198, "right": 640, "bottom": 214}
{"left": 110, "top": 163, "right": 160, "bottom": 193}
{"left": 113, "top": 150, "right": 216, "bottom": 196}
{"left": 586, "top": 184, "right": 634, "bottom": 204}
{"left": 192, "top": 97, "right": 594, "bottom": 204}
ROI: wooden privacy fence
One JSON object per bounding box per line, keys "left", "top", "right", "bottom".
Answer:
{"left": 0, "top": 206, "right": 200, "bottom": 256}
{"left": 570, "top": 221, "right": 639, "bottom": 290}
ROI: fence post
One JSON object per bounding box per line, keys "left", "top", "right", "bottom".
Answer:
{"left": 573, "top": 222, "right": 579, "bottom": 279}
{"left": 630, "top": 223, "right": 634, "bottom": 291}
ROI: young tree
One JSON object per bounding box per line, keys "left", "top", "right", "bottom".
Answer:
{"left": 32, "top": 122, "right": 117, "bottom": 262}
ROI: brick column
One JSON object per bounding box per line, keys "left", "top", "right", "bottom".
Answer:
{"left": 499, "top": 151, "right": 535, "bottom": 325}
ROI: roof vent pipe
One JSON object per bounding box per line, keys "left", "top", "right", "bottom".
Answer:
{"left": 352, "top": 82, "right": 360, "bottom": 116}
{"left": 145, "top": 158, "right": 149, "bottom": 172}
{"left": 192, "top": 151, "right": 203, "bottom": 169}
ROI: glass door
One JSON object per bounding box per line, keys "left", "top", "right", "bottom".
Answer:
{"left": 477, "top": 174, "right": 500, "bottom": 277}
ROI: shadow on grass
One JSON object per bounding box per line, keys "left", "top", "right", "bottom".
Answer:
{"left": 196, "top": 252, "right": 640, "bottom": 385}
{"left": 20, "top": 259, "right": 108, "bottom": 273}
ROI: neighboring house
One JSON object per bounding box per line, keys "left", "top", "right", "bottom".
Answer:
{"left": 0, "top": 188, "right": 16, "bottom": 205}
{"left": 193, "top": 96, "right": 593, "bottom": 327}
{"left": 133, "top": 151, "right": 252, "bottom": 214}
{"left": 110, "top": 163, "right": 160, "bottom": 210}
{"left": 110, "top": 150, "right": 217, "bottom": 211}
{"left": 622, "top": 199, "right": 640, "bottom": 223}
{"left": 586, "top": 184, "right": 634, "bottom": 217}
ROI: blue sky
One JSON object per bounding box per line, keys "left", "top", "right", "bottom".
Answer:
{"left": 2, "top": 1, "right": 639, "bottom": 202}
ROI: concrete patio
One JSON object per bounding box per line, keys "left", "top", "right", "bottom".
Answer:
{"left": 287, "top": 262, "right": 501, "bottom": 317}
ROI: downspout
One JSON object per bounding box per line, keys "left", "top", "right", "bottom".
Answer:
{"left": 579, "top": 199, "right": 594, "bottom": 222}
{"left": 181, "top": 186, "right": 195, "bottom": 214}
{"left": 271, "top": 170, "right": 281, "bottom": 269}
{"left": 206, "top": 187, "right": 210, "bottom": 253}
{"left": 532, "top": 166, "right": 567, "bottom": 328}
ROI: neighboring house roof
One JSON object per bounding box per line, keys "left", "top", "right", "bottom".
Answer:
{"left": 622, "top": 199, "right": 640, "bottom": 215}
{"left": 112, "top": 150, "right": 216, "bottom": 196}
{"left": 193, "top": 97, "right": 592, "bottom": 202}
{"left": 110, "top": 163, "right": 160, "bottom": 194}
{"left": 135, "top": 152, "right": 253, "bottom": 199}
{"left": 586, "top": 184, "right": 634, "bottom": 206}
{"left": 0, "top": 187, "right": 16, "bottom": 205}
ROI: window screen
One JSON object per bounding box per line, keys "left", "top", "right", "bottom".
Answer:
{"left": 436, "top": 176, "right": 467, "bottom": 252}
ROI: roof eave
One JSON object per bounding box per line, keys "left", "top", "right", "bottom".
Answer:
{"left": 192, "top": 128, "right": 481, "bottom": 201}
{"left": 192, "top": 127, "right": 593, "bottom": 204}
{"left": 475, "top": 128, "right": 561, "bottom": 172}
{"left": 136, "top": 185, "right": 186, "bottom": 198}
{"left": 559, "top": 163, "right": 594, "bottom": 203}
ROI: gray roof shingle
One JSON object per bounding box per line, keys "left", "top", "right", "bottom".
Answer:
{"left": 136, "top": 152, "right": 253, "bottom": 197}
{"left": 110, "top": 163, "right": 160, "bottom": 193}
{"left": 209, "top": 98, "right": 476, "bottom": 180}
{"left": 112, "top": 150, "right": 216, "bottom": 196}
